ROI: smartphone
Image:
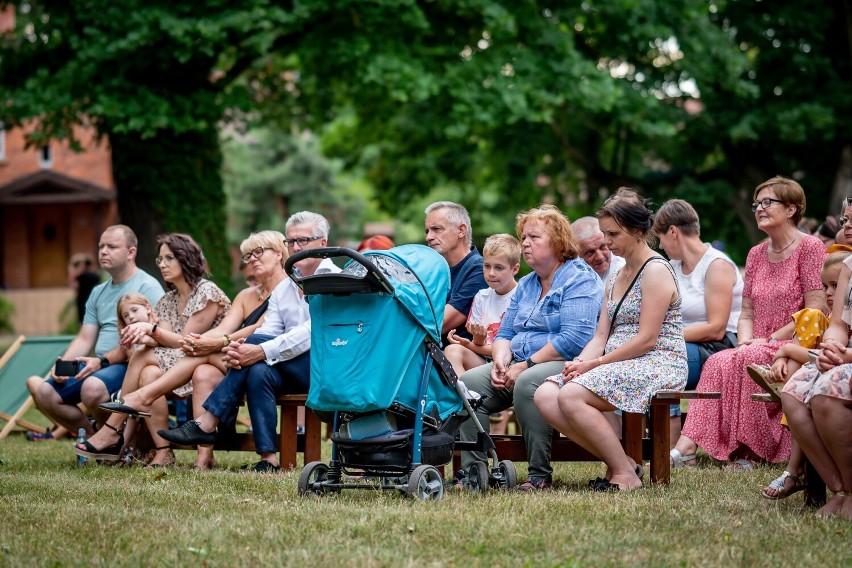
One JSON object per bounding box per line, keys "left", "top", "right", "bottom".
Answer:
{"left": 54, "top": 360, "right": 80, "bottom": 377}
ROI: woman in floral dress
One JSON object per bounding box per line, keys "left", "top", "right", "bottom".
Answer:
{"left": 670, "top": 177, "right": 825, "bottom": 469}
{"left": 536, "top": 188, "right": 687, "bottom": 491}
{"left": 76, "top": 233, "right": 229, "bottom": 467}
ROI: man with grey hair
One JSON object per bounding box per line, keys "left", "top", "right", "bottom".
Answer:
{"left": 572, "top": 216, "right": 625, "bottom": 283}
{"left": 285, "top": 210, "right": 341, "bottom": 277}
{"left": 425, "top": 201, "right": 487, "bottom": 343}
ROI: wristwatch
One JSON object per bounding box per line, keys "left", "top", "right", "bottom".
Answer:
{"left": 99, "top": 356, "right": 110, "bottom": 368}
{"left": 525, "top": 357, "right": 537, "bottom": 368}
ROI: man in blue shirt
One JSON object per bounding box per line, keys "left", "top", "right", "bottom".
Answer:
{"left": 425, "top": 201, "right": 487, "bottom": 344}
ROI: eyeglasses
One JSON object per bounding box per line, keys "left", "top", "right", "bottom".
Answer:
{"left": 240, "top": 247, "right": 270, "bottom": 263}
{"left": 840, "top": 217, "right": 849, "bottom": 227}
{"left": 284, "top": 236, "right": 323, "bottom": 248}
{"left": 155, "top": 254, "right": 177, "bottom": 265}
{"left": 751, "top": 198, "right": 785, "bottom": 213}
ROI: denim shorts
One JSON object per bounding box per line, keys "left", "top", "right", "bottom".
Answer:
{"left": 46, "top": 362, "right": 128, "bottom": 404}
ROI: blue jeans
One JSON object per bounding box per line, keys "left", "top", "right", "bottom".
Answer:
{"left": 202, "top": 334, "right": 311, "bottom": 455}
{"left": 671, "top": 342, "right": 702, "bottom": 417}
{"left": 46, "top": 363, "right": 128, "bottom": 404}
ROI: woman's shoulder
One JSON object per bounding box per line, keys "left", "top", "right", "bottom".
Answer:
{"left": 798, "top": 234, "right": 826, "bottom": 254}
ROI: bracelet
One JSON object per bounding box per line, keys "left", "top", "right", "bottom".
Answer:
{"left": 150, "top": 323, "right": 158, "bottom": 336}
{"left": 223, "top": 334, "right": 231, "bottom": 347}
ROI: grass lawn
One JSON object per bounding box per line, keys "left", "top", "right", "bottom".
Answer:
{"left": 1, "top": 416, "right": 849, "bottom": 568}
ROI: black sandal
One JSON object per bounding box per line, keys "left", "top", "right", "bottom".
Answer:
{"left": 73, "top": 422, "right": 124, "bottom": 462}
{"left": 143, "top": 445, "right": 176, "bottom": 469}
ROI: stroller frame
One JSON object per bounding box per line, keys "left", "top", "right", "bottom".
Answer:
{"left": 286, "top": 247, "right": 517, "bottom": 500}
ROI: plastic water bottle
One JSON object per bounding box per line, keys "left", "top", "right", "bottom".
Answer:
{"left": 76, "top": 428, "right": 88, "bottom": 468}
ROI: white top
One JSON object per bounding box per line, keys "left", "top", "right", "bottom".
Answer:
{"left": 599, "top": 254, "right": 626, "bottom": 284}
{"left": 257, "top": 277, "right": 312, "bottom": 364}
{"left": 468, "top": 286, "right": 518, "bottom": 344}
{"left": 670, "top": 244, "right": 743, "bottom": 333}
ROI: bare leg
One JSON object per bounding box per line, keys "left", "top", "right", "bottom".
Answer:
{"left": 80, "top": 376, "right": 114, "bottom": 428}
{"left": 190, "top": 362, "right": 225, "bottom": 469}
{"left": 26, "top": 376, "right": 70, "bottom": 438}
{"left": 782, "top": 393, "right": 842, "bottom": 490}
{"left": 137, "top": 364, "right": 171, "bottom": 466}
{"left": 555, "top": 384, "right": 641, "bottom": 489}
{"left": 810, "top": 395, "right": 852, "bottom": 517}
{"left": 670, "top": 416, "right": 681, "bottom": 449}
{"left": 605, "top": 411, "right": 622, "bottom": 439}
{"left": 443, "top": 344, "right": 467, "bottom": 378}
{"left": 33, "top": 381, "right": 91, "bottom": 435}
{"left": 121, "top": 354, "right": 214, "bottom": 411}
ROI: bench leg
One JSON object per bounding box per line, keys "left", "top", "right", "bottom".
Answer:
{"left": 650, "top": 404, "right": 670, "bottom": 484}
{"left": 622, "top": 412, "right": 643, "bottom": 467}
{"left": 303, "top": 408, "right": 322, "bottom": 464}
{"left": 280, "top": 404, "right": 298, "bottom": 470}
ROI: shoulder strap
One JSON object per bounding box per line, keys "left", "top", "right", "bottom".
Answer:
{"left": 608, "top": 256, "right": 658, "bottom": 337}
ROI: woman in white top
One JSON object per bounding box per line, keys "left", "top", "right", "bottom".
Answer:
{"left": 654, "top": 200, "right": 744, "bottom": 443}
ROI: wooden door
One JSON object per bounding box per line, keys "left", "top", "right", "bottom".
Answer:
{"left": 29, "top": 205, "right": 69, "bottom": 287}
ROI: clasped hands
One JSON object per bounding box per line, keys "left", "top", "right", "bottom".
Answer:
{"left": 220, "top": 338, "right": 264, "bottom": 370}
{"left": 120, "top": 322, "right": 156, "bottom": 347}
{"left": 815, "top": 338, "right": 850, "bottom": 373}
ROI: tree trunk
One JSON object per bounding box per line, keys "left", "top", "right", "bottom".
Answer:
{"left": 109, "top": 128, "right": 231, "bottom": 295}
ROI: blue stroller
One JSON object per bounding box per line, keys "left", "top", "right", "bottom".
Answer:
{"left": 285, "top": 245, "right": 517, "bottom": 500}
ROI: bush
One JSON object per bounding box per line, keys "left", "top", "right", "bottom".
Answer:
{"left": 0, "top": 293, "right": 14, "bottom": 333}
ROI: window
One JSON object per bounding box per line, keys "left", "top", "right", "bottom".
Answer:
{"left": 39, "top": 144, "right": 52, "bottom": 169}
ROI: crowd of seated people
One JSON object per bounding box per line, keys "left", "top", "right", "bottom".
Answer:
{"left": 20, "top": 178, "right": 852, "bottom": 519}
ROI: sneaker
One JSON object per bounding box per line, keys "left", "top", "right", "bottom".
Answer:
{"left": 25, "top": 431, "right": 55, "bottom": 442}
{"left": 516, "top": 477, "right": 552, "bottom": 491}
{"left": 247, "top": 460, "right": 281, "bottom": 474}
{"left": 446, "top": 470, "right": 468, "bottom": 490}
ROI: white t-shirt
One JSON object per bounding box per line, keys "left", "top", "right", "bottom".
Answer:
{"left": 468, "top": 286, "right": 518, "bottom": 344}
{"left": 599, "top": 254, "right": 626, "bottom": 284}
{"left": 670, "top": 244, "right": 743, "bottom": 334}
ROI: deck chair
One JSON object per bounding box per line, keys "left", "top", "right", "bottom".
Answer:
{"left": 0, "top": 334, "right": 75, "bottom": 439}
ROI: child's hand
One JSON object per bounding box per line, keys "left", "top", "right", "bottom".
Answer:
{"left": 446, "top": 330, "right": 462, "bottom": 345}
{"left": 767, "top": 358, "right": 788, "bottom": 383}
{"left": 466, "top": 321, "right": 487, "bottom": 346}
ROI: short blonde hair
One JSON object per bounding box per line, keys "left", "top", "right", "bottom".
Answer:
{"left": 823, "top": 250, "right": 850, "bottom": 271}
{"left": 515, "top": 204, "right": 579, "bottom": 261}
{"left": 753, "top": 176, "right": 806, "bottom": 226}
{"left": 483, "top": 233, "right": 521, "bottom": 266}
{"left": 240, "top": 231, "right": 288, "bottom": 267}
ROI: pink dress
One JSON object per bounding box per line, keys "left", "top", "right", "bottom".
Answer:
{"left": 682, "top": 235, "right": 825, "bottom": 462}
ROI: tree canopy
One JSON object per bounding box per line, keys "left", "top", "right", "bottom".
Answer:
{"left": 2, "top": 1, "right": 850, "bottom": 268}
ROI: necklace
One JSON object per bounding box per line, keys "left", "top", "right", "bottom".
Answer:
{"left": 258, "top": 288, "right": 268, "bottom": 302}
{"left": 769, "top": 234, "right": 798, "bottom": 254}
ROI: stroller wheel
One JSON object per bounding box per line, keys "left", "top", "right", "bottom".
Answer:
{"left": 495, "top": 460, "right": 518, "bottom": 490}
{"left": 406, "top": 465, "right": 444, "bottom": 501}
{"left": 298, "top": 461, "right": 330, "bottom": 496}
{"left": 467, "top": 461, "right": 489, "bottom": 495}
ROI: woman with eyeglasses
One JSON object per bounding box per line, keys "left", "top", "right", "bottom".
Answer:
{"left": 74, "top": 233, "right": 230, "bottom": 468}
{"left": 76, "top": 232, "right": 289, "bottom": 470}
{"left": 670, "top": 177, "right": 826, "bottom": 470}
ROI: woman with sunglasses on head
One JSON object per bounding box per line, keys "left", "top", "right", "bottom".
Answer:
{"left": 670, "top": 177, "right": 826, "bottom": 471}
{"left": 78, "top": 232, "right": 287, "bottom": 470}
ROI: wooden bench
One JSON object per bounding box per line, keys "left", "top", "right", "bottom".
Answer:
{"left": 751, "top": 392, "right": 826, "bottom": 507}
{"left": 142, "top": 394, "right": 322, "bottom": 470}
{"left": 454, "top": 390, "right": 721, "bottom": 484}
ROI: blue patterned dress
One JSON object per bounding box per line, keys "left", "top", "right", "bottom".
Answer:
{"left": 573, "top": 258, "right": 688, "bottom": 412}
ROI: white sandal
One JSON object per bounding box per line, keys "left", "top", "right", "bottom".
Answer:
{"left": 670, "top": 449, "right": 697, "bottom": 468}
{"left": 761, "top": 470, "right": 804, "bottom": 500}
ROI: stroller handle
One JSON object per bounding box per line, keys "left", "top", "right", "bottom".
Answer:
{"left": 285, "top": 247, "right": 395, "bottom": 295}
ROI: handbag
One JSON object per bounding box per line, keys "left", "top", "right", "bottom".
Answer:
{"left": 696, "top": 331, "right": 738, "bottom": 367}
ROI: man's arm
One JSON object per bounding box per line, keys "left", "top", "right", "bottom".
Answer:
{"left": 442, "top": 305, "right": 467, "bottom": 333}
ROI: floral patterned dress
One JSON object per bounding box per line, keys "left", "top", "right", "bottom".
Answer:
{"left": 782, "top": 256, "right": 852, "bottom": 405}
{"left": 153, "top": 279, "right": 230, "bottom": 397}
{"left": 682, "top": 236, "right": 825, "bottom": 462}
{"left": 573, "top": 258, "right": 688, "bottom": 413}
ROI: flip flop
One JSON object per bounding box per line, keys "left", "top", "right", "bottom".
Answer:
{"left": 725, "top": 459, "right": 756, "bottom": 471}
{"left": 670, "top": 448, "right": 697, "bottom": 468}
{"left": 99, "top": 401, "right": 152, "bottom": 417}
